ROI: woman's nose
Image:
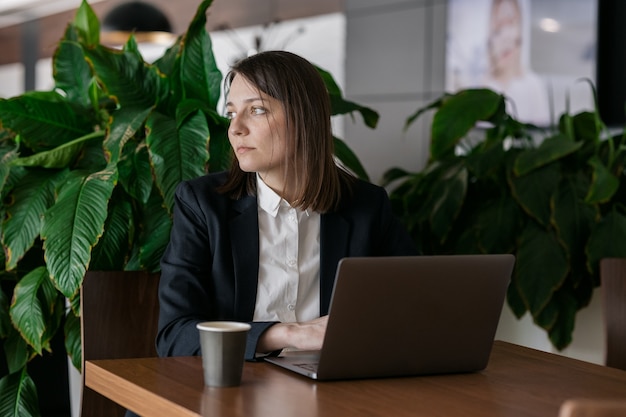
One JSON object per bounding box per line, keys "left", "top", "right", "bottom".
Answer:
{"left": 228, "top": 115, "right": 248, "bottom": 136}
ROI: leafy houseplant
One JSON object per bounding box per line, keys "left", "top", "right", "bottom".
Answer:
{"left": 0, "top": 0, "right": 377, "bottom": 414}
{"left": 384, "top": 88, "right": 626, "bottom": 350}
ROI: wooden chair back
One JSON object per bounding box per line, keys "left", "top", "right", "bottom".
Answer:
{"left": 559, "top": 399, "right": 626, "bottom": 417}
{"left": 80, "top": 271, "right": 160, "bottom": 417}
{"left": 599, "top": 258, "right": 626, "bottom": 371}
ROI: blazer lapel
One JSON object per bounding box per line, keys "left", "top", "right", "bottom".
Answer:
{"left": 231, "top": 195, "right": 259, "bottom": 320}
{"left": 320, "top": 212, "right": 349, "bottom": 315}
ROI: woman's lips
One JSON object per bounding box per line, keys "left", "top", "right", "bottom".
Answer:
{"left": 236, "top": 146, "right": 253, "bottom": 154}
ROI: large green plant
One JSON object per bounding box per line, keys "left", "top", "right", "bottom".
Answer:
{"left": 0, "top": 0, "right": 377, "bottom": 414}
{"left": 384, "top": 88, "right": 626, "bottom": 350}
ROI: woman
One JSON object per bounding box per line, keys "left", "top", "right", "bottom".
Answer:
{"left": 156, "top": 50, "right": 417, "bottom": 361}
{"left": 483, "top": 0, "right": 550, "bottom": 125}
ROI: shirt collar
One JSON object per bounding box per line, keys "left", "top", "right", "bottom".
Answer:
{"left": 256, "top": 174, "right": 284, "bottom": 217}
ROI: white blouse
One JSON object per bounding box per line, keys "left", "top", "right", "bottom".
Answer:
{"left": 253, "top": 174, "right": 321, "bottom": 323}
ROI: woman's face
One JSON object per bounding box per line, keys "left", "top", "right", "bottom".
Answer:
{"left": 489, "top": 0, "right": 522, "bottom": 76}
{"left": 226, "top": 74, "right": 290, "bottom": 189}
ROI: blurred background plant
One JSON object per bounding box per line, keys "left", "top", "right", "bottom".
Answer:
{"left": 384, "top": 87, "right": 626, "bottom": 351}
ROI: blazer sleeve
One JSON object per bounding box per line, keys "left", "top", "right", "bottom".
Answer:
{"left": 156, "top": 176, "right": 276, "bottom": 360}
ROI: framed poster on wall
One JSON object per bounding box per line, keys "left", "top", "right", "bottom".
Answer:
{"left": 445, "top": 0, "right": 596, "bottom": 127}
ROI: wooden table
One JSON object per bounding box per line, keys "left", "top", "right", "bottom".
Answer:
{"left": 85, "top": 341, "right": 626, "bottom": 417}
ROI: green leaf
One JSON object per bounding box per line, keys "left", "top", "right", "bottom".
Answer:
{"left": 0, "top": 245, "right": 4, "bottom": 273}
{"left": 585, "top": 156, "right": 619, "bottom": 204}
{"left": 90, "top": 192, "right": 133, "bottom": 271}
{"left": 41, "top": 167, "right": 118, "bottom": 298}
{"left": 153, "top": 38, "right": 181, "bottom": 76}
{"left": 570, "top": 111, "right": 603, "bottom": 144}
{"left": 9, "top": 267, "right": 54, "bottom": 354}
{"left": 73, "top": 135, "right": 108, "bottom": 171}
{"left": 179, "top": 0, "right": 221, "bottom": 110}
{"left": 0, "top": 140, "right": 19, "bottom": 193}
{"left": 173, "top": 100, "right": 231, "bottom": 173}
{"left": 513, "top": 134, "right": 584, "bottom": 177}
{"left": 3, "top": 327, "right": 30, "bottom": 374}
{"left": 68, "top": 293, "right": 80, "bottom": 317}
{"left": 397, "top": 162, "right": 451, "bottom": 231}
{"left": 515, "top": 223, "right": 569, "bottom": 316}
{"left": 0, "top": 369, "right": 41, "bottom": 417}
{"left": 431, "top": 89, "right": 503, "bottom": 159}
{"left": 475, "top": 196, "right": 521, "bottom": 254}
{"left": 465, "top": 139, "right": 508, "bottom": 179}
{"left": 64, "top": 309, "right": 82, "bottom": 372}
{"left": 72, "top": 0, "right": 100, "bottom": 47}
{"left": 509, "top": 163, "right": 561, "bottom": 227}
{"left": 135, "top": 188, "right": 171, "bottom": 272}
{"left": 316, "top": 66, "right": 379, "bottom": 128}
{"left": 88, "top": 78, "right": 102, "bottom": 116}
{"left": 506, "top": 271, "right": 528, "bottom": 319}
{"left": 551, "top": 175, "right": 598, "bottom": 256}
{"left": 483, "top": 114, "right": 529, "bottom": 147}
{"left": 3, "top": 170, "right": 68, "bottom": 270}
{"left": 207, "top": 121, "right": 232, "bottom": 173}
{"left": 0, "top": 92, "right": 93, "bottom": 152}
{"left": 330, "top": 96, "right": 379, "bottom": 129}
{"left": 333, "top": 137, "right": 369, "bottom": 181}
{"left": 12, "top": 131, "right": 103, "bottom": 169}
{"left": 404, "top": 95, "right": 448, "bottom": 133}
{"left": 155, "top": 49, "right": 183, "bottom": 117}
{"left": 427, "top": 164, "right": 468, "bottom": 243}
{"left": 0, "top": 151, "right": 18, "bottom": 267}
{"left": 381, "top": 167, "right": 411, "bottom": 186}
{"left": 316, "top": 65, "right": 341, "bottom": 97}
{"left": 104, "top": 106, "right": 153, "bottom": 165}
{"left": 543, "top": 288, "right": 578, "bottom": 350}
{"left": 118, "top": 142, "right": 153, "bottom": 204}
{"left": 146, "top": 111, "right": 209, "bottom": 213}
{"left": 84, "top": 43, "right": 164, "bottom": 110}
{"left": 53, "top": 37, "right": 93, "bottom": 109}
{"left": 2, "top": 165, "right": 28, "bottom": 206}
{"left": 39, "top": 283, "right": 64, "bottom": 351}
{"left": 533, "top": 292, "right": 558, "bottom": 331}
{"left": 449, "top": 224, "right": 482, "bottom": 255}
{"left": 585, "top": 208, "right": 626, "bottom": 276}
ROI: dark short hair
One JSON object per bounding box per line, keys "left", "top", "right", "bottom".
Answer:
{"left": 219, "top": 50, "right": 353, "bottom": 212}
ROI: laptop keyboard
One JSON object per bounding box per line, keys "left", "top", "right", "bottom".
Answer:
{"left": 294, "top": 362, "right": 318, "bottom": 372}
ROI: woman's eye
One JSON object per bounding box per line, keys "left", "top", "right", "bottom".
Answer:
{"left": 252, "top": 107, "right": 266, "bottom": 115}
{"left": 225, "top": 111, "right": 236, "bottom": 120}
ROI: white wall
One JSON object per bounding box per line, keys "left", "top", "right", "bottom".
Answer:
{"left": 0, "top": 58, "right": 56, "bottom": 98}
{"left": 343, "top": 0, "right": 446, "bottom": 185}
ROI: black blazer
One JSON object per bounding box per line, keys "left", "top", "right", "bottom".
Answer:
{"left": 156, "top": 172, "right": 417, "bottom": 360}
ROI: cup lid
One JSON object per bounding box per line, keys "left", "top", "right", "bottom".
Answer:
{"left": 196, "top": 321, "right": 251, "bottom": 332}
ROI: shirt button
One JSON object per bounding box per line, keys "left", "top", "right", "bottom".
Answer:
{"left": 288, "top": 304, "right": 295, "bottom": 311}
{"left": 287, "top": 259, "right": 296, "bottom": 267}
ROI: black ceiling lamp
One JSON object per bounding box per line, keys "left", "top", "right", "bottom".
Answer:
{"left": 101, "top": 1, "right": 175, "bottom": 46}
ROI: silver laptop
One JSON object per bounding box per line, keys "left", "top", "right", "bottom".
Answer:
{"left": 264, "top": 254, "right": 515, "bottom": 380}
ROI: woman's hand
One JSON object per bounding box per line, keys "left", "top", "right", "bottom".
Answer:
{"left": 257, "top": 316, "right": 328, "bottom": 353}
